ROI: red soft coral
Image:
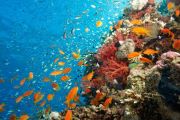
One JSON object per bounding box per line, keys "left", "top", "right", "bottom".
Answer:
{"left": 97, "top": 58, "right": 129, "bottom": 81}
{"left": 90, "top": 76, "right": 106, "bottom": 88}
{"left": 95, "top": 43, "right": 117, "bottom": 61}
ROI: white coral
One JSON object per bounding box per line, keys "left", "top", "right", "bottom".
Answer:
{"left": 130, "top": 0, "right": 148, "bottom": 10}
{"left": 49, "top": 112, "right": 60, "bottom": 120}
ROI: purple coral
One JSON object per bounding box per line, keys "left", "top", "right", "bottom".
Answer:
{"left": 156, "top": 51, "right": 180, "bottom": 69}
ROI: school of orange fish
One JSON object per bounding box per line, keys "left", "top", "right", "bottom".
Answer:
{"left": 0, "top": 1, "right": 180, "bottom": 120}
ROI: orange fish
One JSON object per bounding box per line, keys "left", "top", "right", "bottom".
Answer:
{"left": 84, "top": 88, "right": 91, "bottom": 94}
{"left": 139, "top": 57, "right": 152, "bottom": 63}
{"left": 110, "top": 26, "right": 113, "bottom": 31}
{"left": 51, "top": 82, "right": 60, "bottom": 91}
{"left": 128, "top": 52, "right": 141, "bottom": 59}
{"left": 58, "top": 62, "right": 65, "bottom": 66}
{"left": 61, "top": 76, "right": 70, "bottom": 81}
{"left": 65, "top": 87, "right": 78, "bottom": 105}
{"left": 68, "top": 103, "right": 76, "bottom": 109}
{"left": 161, "top": 28, "right": 174, "bottom": 40}
{"left": 9, "top": 114, "right": 17, "bottom": 120}
{"left": 82, "top": 71, "right": 94, "bottom": 81}
{"left": 175, "top": 8, "right": 180, "bottom": 17}
{"left": 43, "top": 77, "right": 51, "bottom": 82}
{"left": 90, "top": 99, "right": 99, "bottom": 106}
{"left": 143, "top": 49, "right": 159, "bottom": 55}
{"left": 34, "top": 92, "right": 44, "bottom": 104}
{"left": 114, "top": 20, "right": 123, "bottom": 29}
{"left": 0, "top": 79, "right": 4, "bottom": 83}
{"left": 50, "top": 70, "right": 62, "bottom": 76}
{"left": 23, "top": 90, "right": 33, "bottom": 97}
{"left": 59, "top": 49, "right": 65, "bottom": 55}
{"left": 132, "top": 27, "right": 151, "bottom": 37}
{"left": 96, "top": 20, "right": 103, "bottom": 27}
{"left": 40, "top": 100, "right": 46, "bottom": 107}
{"left": 45, "top": 106, "right": 51, "bottom": 115}
{"left": 103, "top": 97, "right": 113, "bottom": 109}
{"left": 28, "top": 72, "right": 33, "bottom": 80}
{"left": 62, "top": 68, "right": 71, "bottom": 74}
{"left": 54, "top": 58, "right": 59, "bottom": 63}
{"left": 73, "top": 95, "right": 79, "bottom": 102}
{"left": 72, "top": 52, "right": 80, "bottom": 59}
{"left": 173, "top": 40, "right": 180, "bottom": 50}
{"left": 0, "top": 103, "right": 5, "bottom": 112}
{"left": 20, "top": 78, "right": 26, "bottom": 86}
{"left": 19, "top": 114, "right": 29, "bottom": 120}
{"left": 91, "top": 92, "right": 105, "bottom": 106}
{"left": 167, "top": 2, "right": 175, "bottom": 10}
{"left": 47, "top": 94, "right": 54, "bottom": 101}
{"left": 95, "top": 92, "right": 105, "bottom": 101}
{"left": 16, "top": 96, "right": 24, "bottom": 103}
{"left": 65, "top": 110, "right": 72, "bottom": 120}
{"left": 77, "top": 60, "right": 85, "bottom": 66}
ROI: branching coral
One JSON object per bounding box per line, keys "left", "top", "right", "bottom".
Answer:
{"left": 95, "top": 43, "right": 117, "bottom": 61}
{"left": 97, "top": 58, "right": 129, "bottom": 81}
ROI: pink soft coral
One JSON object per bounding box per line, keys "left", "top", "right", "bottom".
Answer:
{"left": 97, "top": 58, "right": 129, "bottom": 81}
{"left": 114, "top": 31, "right": 125, "bottom": 41}
{"left": 127, "top": 33, "right": 144, "bottom": 49}
{"left": 95, "top": 43, "right": 117, "bottom": 61}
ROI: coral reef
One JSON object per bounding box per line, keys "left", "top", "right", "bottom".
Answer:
{"left": 42, "top": 1, "right": 180, "bottom": 120}
{"left": 156, "top": 51, "right": 180, "bottom": 106}
{"left": 156, "top": 51, "right": 180, "bottom": 69}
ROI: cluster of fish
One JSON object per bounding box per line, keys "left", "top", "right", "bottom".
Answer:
{"left": 0, "top": 4, "right": 107, "bottom": 120}
{"left": 64, "top": 1, "right": 180, "bottom": 120}
{"left": 128, "top": 48, "right": 159, "bottom": 64}
{"left": 0, "top": 48, "right": 92, "bottom": 120}
{"left": 63, "top": 1, "right": 180, "bottom": 119}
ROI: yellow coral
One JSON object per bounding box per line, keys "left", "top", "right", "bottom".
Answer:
{"left": 131, "top": 27, "right": 151, "bottom": 37}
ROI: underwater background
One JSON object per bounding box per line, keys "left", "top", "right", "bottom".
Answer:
{"left": 1, "top": 0, "right": 179, "bottom": 120}
{"left": 0, "top": 0, "right": 131, "bottom": 119}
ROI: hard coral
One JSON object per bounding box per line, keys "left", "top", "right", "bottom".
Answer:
{"left": 97, "top": 58, "right": 129, "bottom": 82}
{"left": 116, "top": 39, "right": 135, "bottom": 60}
{"left": 95, "top": 43, "right": 117, "bottom": 61}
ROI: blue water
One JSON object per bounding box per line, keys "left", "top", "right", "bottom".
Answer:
{"left": 0, "top": 0, "right": 131, "bottom": 119}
